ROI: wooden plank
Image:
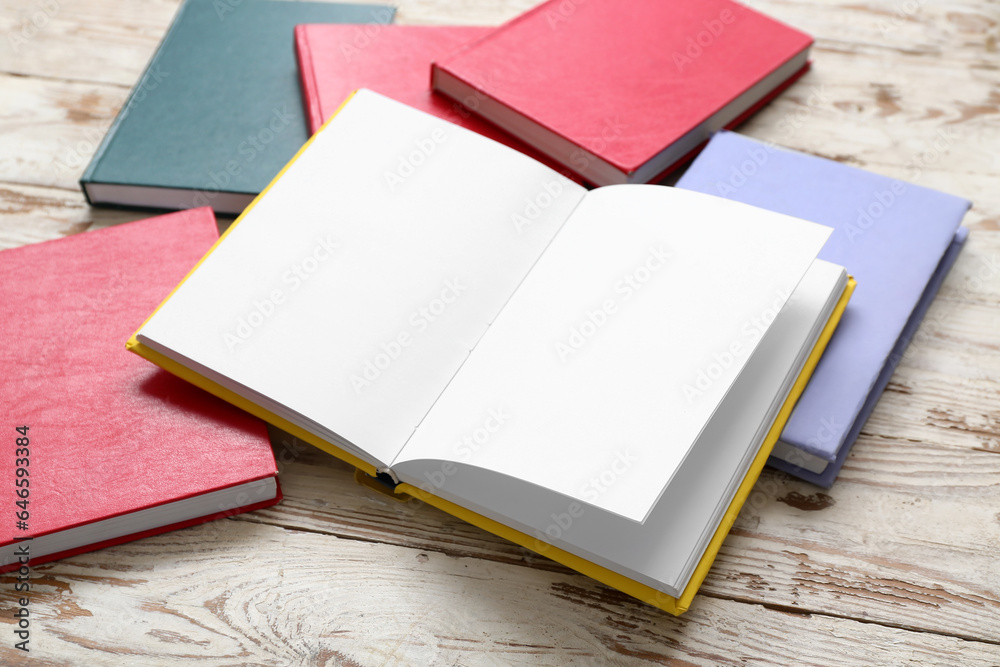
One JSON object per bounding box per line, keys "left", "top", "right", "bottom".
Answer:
{"left": 860, "top": 234, "right": 1000, "bottom": 453}
{"left": 0, "top": 0, "right": 998, "bottom": 661}
{"left": 754, "top": 0, "right": 998, "bottom": 66}
{"left": 1, "top": 0, "right": 995, "bottom": 88}
{"left": 729, "top": 52, "right": 1000, "bottom": 231}
{"left": 0, "top": 73, "right": 124, "bottom": 191}
{"left": 0, "top": 0, "right": 431, "bottom": 86}
{"left": 4, "top": 42, "right": 998, "bottom": 220}
{"left": 0, "top": 0, "right": 530, "bottom": 85}
{"left": 0, "top": 0, "right": 181, "bottom": 86}
{"left": 394, "top": 0, "right": 537, "bottom": 25}
{"left": 706, "top": 459, "right": 1000, "bottom": 643}
{"left": 2, "top": 1, "right": 998, "bottom": 221}
{"left": 252, "top": 429, "right": 542, "bottom": 566}
{"left": 0, "top": 518, "right": 998, "bottom": 666}
{"left": 0, "top": 182, "right": 151, "bottom": 250}
{"left": 239, "top": 421, "right": 1000, "bottom": 644}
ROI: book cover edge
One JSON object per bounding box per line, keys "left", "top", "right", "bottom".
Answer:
{"left": 671, "top": 276, "right": 855, "bottom": 608}
{"left": 126, "top": 91, "right": 375, "bottom": 474}
{"left": 128, "top": 337, "right": 379, "bottom": 476}
{"left": 128, "top": 234, "right": 854, "bottom": 614}
{"left": 121, "top": 87, "right": 856, "bottom": 611}
{"left": 640, "top": 62, "right": 812, "bottom": 186}
{"left": 295, "top": 24, "right": 327, "bottom": 136}
{"left": 81, "top": 3, "right": 395, "bottom": 200}
{"left": 79, "top": 0, "right": 192, "bottom": 193}
{"left": 0, "top": 491, "right": 282, "bottom": 574}
{"left": 774, "top": 226, "right": 969, "bottom": 485}
{"left": 433, "top": 0, "right": 560, "bottom": 70}
{"left": 396, "top": 277, "right": 855, "bottom": 616}
{"left": 433, "top": 1, "right": 813, "bottom": 178}
{"left": 125, "top": 90, "right": 361, "bottom": 348}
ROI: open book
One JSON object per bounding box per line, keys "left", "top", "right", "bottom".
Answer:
{"left": 128, "top": 90, "right": 853, "bottom": 613}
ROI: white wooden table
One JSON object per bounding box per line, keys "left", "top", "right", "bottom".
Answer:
{"left": 1, "top": 0, "right": 998, "bottom": 664}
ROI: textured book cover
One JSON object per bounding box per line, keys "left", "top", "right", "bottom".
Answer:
{"left": 80, "top": 0, "right": 394, "bottom": 214}
{"left": 432, "top": 0, "right": 812, "bottom": 185}
{"left": 677, "top": 131, "right": 971, "bottom": 486}
{"left": 297, "top": 24, "right": 490, "bottom": 135}
{"left": 295, "top": 23, "right": 567, "bottom": 173}
{"left": 0, "top": 209, "right": 280, "bottom": 571}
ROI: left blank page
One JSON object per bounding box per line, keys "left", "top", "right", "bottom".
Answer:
{"left": 137, "top": 90, "right": 586, "bottom": 467}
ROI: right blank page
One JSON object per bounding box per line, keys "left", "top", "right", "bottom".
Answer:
{"left": 395, "top": 185, "right": 831, "bottom": 522}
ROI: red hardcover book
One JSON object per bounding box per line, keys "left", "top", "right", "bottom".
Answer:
{"left": 295, "top": 23, "right": 569, "bottom": 175}
{"left": 0, "top": 209, "right": 280, "bottom": 572}
{"left": 432, "top": 0, "right": 813, "bottom": 186}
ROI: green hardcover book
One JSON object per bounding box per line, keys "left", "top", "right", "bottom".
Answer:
{"left": 81, "top": 0, "right": 394, "bottom": 214}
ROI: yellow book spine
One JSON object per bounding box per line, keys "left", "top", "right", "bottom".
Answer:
{"left": 127, "top": 91, "right": 371, "bottom": 474}
{"left": 400, "top": 277, "right": 854, "bottom": 616}
{"left": 125, "top": 85, "right": 857, "bottom": 616}
{"left": 130, "top": 341, "right": 378, "bottom": 476}
{"left": 126, "top": 90, "right": 359, "bottom": 349}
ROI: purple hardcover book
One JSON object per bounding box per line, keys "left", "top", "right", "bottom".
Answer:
{"left": 677, "top": 131, "right": 971, "bottom": 486}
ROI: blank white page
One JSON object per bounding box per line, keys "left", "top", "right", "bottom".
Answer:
{"left": 137, "top": 90, "right": 586, "bottom": 466}
{"left": 394, "top": 185, "right": 831, "bottom": 522}
{"left": 394, "top": 260, "right": 846, "bottom": 596}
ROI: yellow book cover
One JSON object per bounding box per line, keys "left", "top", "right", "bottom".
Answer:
{"left": 128, "top": 89, "right": 855, "bottom": 615}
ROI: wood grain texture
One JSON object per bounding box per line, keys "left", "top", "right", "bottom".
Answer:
{"left": 1, "top": 0, "right": 999, "bottom": 664}
{"left": 2, "top": 519, "right": 999, "bottom": 667}
{"left": 241, "top": 426, "right": 1000, "bottom": 643}
{"left": 0, "top": 182, "right": 151, "bottom": 249}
